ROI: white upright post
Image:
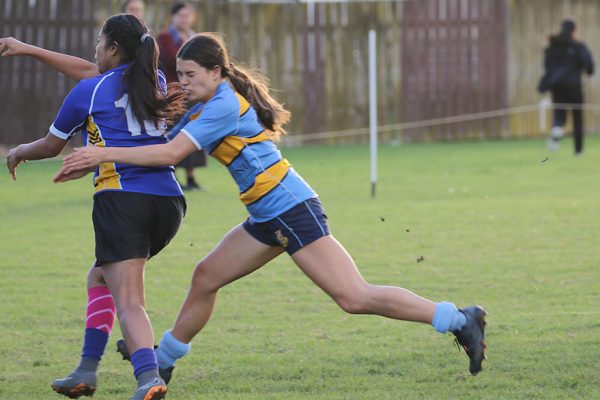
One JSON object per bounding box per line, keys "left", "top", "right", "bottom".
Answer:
{"left": 368, "top": 29, "right": 377, "bottom": 198}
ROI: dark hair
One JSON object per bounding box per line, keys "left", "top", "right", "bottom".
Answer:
{"left": 177, "top": 33, "right": 291, "bottom": 140}
{"left": 102, "top": 14, "right": 185, "bottom": 126}
{"left": 171, "top": 2, "right": 188, "bottom": 16}
{"left": 560, "top": 18, "right": 576, "bottom": 37}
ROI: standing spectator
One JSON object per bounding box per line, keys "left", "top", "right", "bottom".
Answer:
{"left": 158, "top": 2, "right": 207, "bottom": 191}
{"left": 122, "top": 0, "right": 145, "bottom": 20}
{"left": 538, "top": 18, "right": 595, "bottom": 154}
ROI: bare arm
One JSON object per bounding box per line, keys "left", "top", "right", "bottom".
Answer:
{"left": 6, "top": 133, "right": 68, "bottom": 180}
{"left": 0, "top": 37, "right": 99, "bottom": 80}
{"left": 59, "top": 133, "right": 198, "bottom": 174}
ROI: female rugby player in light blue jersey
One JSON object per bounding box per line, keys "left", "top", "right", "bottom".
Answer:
{"left": 57, "top": 33, "right": 488, "bottom": 382}
{"left": 5, "top": 14, "right": 186, "bottom": 400}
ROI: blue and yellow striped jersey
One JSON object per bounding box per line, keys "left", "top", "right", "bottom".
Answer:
{"left": 172, "top": 81, "right": 316, "bottom": 222}
{"left": 50, "top": 63, "right": 183, "bottom": 197}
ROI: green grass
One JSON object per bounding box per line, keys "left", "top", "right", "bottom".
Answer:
{"left": 1, "top": 137, "right": 599, "bottom": 399}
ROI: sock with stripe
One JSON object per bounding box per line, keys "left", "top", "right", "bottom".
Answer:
{"left": 78, "top": 285, "right": 115, "bottom": 369}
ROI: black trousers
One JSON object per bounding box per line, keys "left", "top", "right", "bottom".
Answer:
{"left": 551, "top": 86, "right": 585, "bottom": 153}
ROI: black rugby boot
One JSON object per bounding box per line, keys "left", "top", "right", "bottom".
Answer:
{"left": 452, "top": 306, "right": 487, "bottom": 375}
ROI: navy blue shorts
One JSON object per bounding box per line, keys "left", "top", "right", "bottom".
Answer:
{"left": 92, "top": 191, "right": 186, "bottom": 267}
{"left": 242, "top": 198, "right": 330, "bottom": 255}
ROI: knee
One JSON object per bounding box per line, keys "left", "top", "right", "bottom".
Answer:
{"left": 333, "top": 286, "right": 371, "bottom": 314}
{"left": 190, "top": 260, "right": 220, "bottom": 294}
{"left": 87, "top": 266, "right": 105, "bottom": 288}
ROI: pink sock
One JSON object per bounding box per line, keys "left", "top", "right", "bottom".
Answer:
{"left": 85, "top": 286, "right": 116, "bottom": 335}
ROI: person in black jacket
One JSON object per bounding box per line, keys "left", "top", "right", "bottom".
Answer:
{"left": 539, "top": 19, "right": 594, "bottom": 154}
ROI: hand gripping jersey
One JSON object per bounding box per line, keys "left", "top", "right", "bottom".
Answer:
{"left": 170, "top": 82, "right": 316, "bottom": 222}
{"left": 50, "top": 63, "right": 183, "bottom": 197}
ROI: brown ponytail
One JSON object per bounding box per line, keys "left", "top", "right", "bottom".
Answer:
{"left": 225, "top": 63, "right": 291, "bottom": 140}
{"left": 178, "top": 33, "right": 291, "bottom": 140}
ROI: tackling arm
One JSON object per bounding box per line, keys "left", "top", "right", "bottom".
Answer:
{"left": 59, "top": 133, "right": 198, "bottom": 173}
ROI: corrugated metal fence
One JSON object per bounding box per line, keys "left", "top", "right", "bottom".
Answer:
{"left": 1, "top": 0, "right": 598, "bottom": 146}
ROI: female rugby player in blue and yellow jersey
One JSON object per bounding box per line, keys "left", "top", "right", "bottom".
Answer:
{"left": 58, "top": 33, "right": 488, "bottom": 380}
{"left": 6, "top": 14, "right": 186, "bottom": 400}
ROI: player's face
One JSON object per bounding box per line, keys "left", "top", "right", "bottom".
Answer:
{"left": 94, "top": 33, "right": 116, "bottom": 74}
{"left": 176, "top": 59, "right": 222, "bottom": 103}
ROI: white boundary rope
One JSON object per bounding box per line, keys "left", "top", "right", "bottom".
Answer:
{"left": 281, "top": 103, "right": 600, "bottom": 146}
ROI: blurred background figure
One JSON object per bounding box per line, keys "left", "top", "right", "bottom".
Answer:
{"left": 539, "top": 18, "right": 595, "bottom": 154}
{"left": 121, "top": 0, "right": 146, "bottom": 20}
{"left": 158, "top": 1, "right": 207, "bottom": 191}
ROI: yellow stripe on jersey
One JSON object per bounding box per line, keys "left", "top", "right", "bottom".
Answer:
{"left": 86, "top": 116, "right": 122, "bottom": 191}
{"left": 87, "top": 116, "right": 103, "bottom": 145}
{"left": 240, "top": 159, "right": 290, "bottom": 205}
{"left": 210, "top": 92, "right": 264, "bottom": 165}
{"left": 189, "top": 109, "right": 202, "bottom": 120}
{"left": 211, "top": 131, "right": 272, "bottom": 166}
{"left": 235, "top": 92, "right": 251, "bottom": 116}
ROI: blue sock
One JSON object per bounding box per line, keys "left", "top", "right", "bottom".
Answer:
{"left": 432, "top": 302, "right": 467, "bottom": 333}
{"left": 81, "top": 328, "right": 109, "bottom": 361}
{"left": 131, "top": 348, "right": 158, "bottom": 379}
{"left": 155, "top": 330, "right": 191, "bottom": 369}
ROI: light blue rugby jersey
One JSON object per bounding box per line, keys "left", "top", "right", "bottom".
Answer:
{"left": 50, "top": 63, "right": 183, "bottom": 197}
{"left": 171, "top": 81, "right": 316, "bottom": 222}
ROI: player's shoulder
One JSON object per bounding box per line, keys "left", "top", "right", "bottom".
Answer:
{"left": 204, "top": 82, "right": 240, "bottom": 116}
{"left": 64, "top": 76, "right": 100, "bottom": 102}
{"left": 75, "top": 67, "right": 120, "bottom": 91}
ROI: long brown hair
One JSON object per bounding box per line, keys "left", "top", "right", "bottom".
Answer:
{"left": 102, "top": 14, "right": 186, "bottom": 127}
{"left": 177, "top": 33, "right": 291, "bottom": 140}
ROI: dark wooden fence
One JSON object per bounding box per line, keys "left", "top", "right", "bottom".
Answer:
{"left": 0, "top": 0, "right": 98, "bottom": 146}
{"left": 1, "top": 0, "right": 598, "bottom": 147}
{"left": 401, "top": 0, "right": 508, "bottom": 141}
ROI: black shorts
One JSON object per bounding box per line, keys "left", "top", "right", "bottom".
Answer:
{"left": 92, "top": 191, "right": 186, "bottom": 267}
{"left": 242, "top": 198, "right": 330, "bottom": 255}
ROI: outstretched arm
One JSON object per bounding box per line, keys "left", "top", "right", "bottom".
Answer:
{"left": 0, "top": 37, "right": 99, "bottom": 80}
{"left": 55, "top": 134, "right": 198, "bottom": 181}
{"left": 6, "top": 133, "right": 67, "bottom": 180}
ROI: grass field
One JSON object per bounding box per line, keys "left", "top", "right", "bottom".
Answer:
{"left": 1, "top": 137, "right": 599, "bottom": 399}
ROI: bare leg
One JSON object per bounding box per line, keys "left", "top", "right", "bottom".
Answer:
{"left": 291, "top": 235, "right": 435, "bottom": 323}
{"left": 100, "top": 258, "right": 152, "bottom": 354}
{"left": 171, "top": 224, "right": 284, "bottom": 343}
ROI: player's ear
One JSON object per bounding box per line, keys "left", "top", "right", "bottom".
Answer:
{"left": 109, "top": 41, "right": 120, "bottom": 57}
{"left": 211, "top": 65, "right": 222, "bottom": 81}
